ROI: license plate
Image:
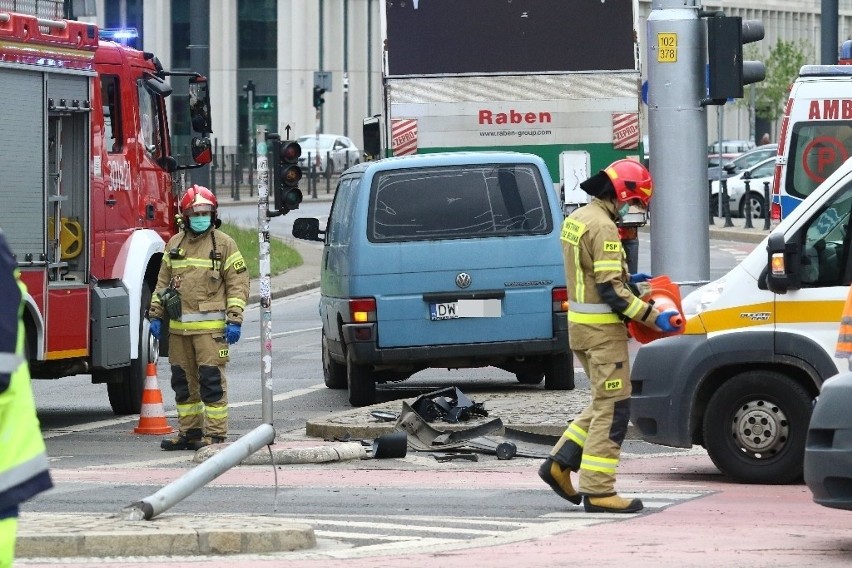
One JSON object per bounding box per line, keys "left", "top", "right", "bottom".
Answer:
{"left": 429, "top": 299, "right": 501, "bottom": 320}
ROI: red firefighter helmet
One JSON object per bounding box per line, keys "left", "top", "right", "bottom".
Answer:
{"left": 180, "top": 184, "right": 218, "bottom": 216}
{"left": 603, "top": 159, "right": 653, "bottom": 207}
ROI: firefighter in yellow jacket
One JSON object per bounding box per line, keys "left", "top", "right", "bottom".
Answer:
{"left": 148, "top": 185, "right": 250, "bottom": 451}
{"left": 0, "top": 229, "right": 53, "bottom": 565}
{"left": 538, "top": 160, "right": 681, "bottom": 513}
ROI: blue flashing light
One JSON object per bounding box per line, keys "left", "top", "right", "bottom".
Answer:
{"left": 100, "top": 28, "right": 139, "bottom": 42}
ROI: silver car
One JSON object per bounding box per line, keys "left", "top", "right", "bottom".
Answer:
{"left": 296, "top": 134, "right": 361, "bottom": 177}
{"left": 710, "top": 156, "right": 775, "bottom": 219}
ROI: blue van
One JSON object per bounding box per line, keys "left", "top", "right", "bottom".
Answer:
{"left": 293, "top": 152, "right": 573, "bottom": 406}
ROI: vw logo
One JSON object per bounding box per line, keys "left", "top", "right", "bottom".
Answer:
{"left": 455, "top": 272, "right": 472, "bottom": 289}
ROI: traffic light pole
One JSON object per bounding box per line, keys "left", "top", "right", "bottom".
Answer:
{"left": 647, "top": 0, "right": 710, "bottom": 287}
{"left": 255, "top": 125, "right": 275, "bottom": 424}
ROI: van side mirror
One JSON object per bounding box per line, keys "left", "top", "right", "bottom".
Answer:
{"left": 764, "top": 232, "right": 801, "bottom": 294}
{"left": 292, "top": 218, "right": 325, "bottom": 242}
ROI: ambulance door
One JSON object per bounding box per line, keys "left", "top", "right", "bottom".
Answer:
{"left": 775, "top": 180, "right": 852, "bottom": 360}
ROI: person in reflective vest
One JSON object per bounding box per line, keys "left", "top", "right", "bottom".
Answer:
{"left": 538, "top": 160, "right": 682, "bottom": 513}
{"left": 148, "top": 185, "right": 250, "bottom": 451}
{"left": 0, "top": 229, "right": 53, "bottom": 564}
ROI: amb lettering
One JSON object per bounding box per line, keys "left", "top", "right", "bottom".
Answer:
{"left": 479, "top": 109, "right": 552, "bottom": 125}
{"left": 808, "top": 99, "right": 852, "bottom": 120}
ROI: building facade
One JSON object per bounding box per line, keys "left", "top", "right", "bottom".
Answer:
{"left": 11, "top": 0, "right": 852, "bottom": 153}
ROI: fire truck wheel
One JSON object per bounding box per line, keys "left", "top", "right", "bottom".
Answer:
{"left": 106, "top": 282, "right": 153, "bottom": 415}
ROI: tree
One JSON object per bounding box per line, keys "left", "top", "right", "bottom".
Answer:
{"left": 744, "top": 39, "right": 811, "bottom": 122}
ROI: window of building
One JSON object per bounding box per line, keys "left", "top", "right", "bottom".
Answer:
{"left": 238, "top": 0, "right": 277, "bottom": 68}
{"left": 171, "top": 1, "right": 190, "bottom": 70}
{"left": 104, "top": 0, "right": 143, "bottom": 50}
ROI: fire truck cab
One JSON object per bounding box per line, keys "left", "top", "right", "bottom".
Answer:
{"left": 0, "top": 11, "right": 212, "bottom": 414}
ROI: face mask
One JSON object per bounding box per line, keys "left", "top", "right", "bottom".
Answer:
{"left": 189, "top": 216, "right": 212, "bottom": 233}
{"left": 617, "top": 202, "right": 630, "bottom": 219}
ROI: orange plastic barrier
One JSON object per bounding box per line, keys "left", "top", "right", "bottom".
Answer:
{"left": 628, "top": 275, "right": 685, "bottom": 345}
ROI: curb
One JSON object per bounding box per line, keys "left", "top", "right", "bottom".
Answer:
{"left": 16, "top": 513, "right": 315, "bottom": 558}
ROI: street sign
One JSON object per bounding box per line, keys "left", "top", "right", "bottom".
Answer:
{"left": 314, "top": 71, "right": 332, "bottom": 92}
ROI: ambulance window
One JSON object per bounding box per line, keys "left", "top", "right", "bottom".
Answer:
{"left": 800, "top": 183, "right": 852, "bottom": 287}
{"left": 787, "top": 121, "right": 852, "bottom": 201}
{"left": 101, "top": 75, "right": 122, "bottom": 153}
{"left": 137, "top": 81, "right": 163, "bottom": 159}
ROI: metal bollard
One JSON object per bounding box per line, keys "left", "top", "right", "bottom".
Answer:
{"left": 763, "top": 181, "right": 771, "bottom": 230}
{"left": 743, "top": 178, "right": 753, "bottom": 229}
{"left": 709, "top": 179, "right": 715, "bottom": 225}
{"left": 722, "top": 179, "right": 734, "bottom": 227}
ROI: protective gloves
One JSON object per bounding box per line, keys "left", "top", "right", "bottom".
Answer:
{"left": 225, "top": 322, "right": 241, "bottom": 345}
{"left": 149, "top": 318, "right": 161, "bottom": 340}
{"left": 655, "top": 310, "right": 682, "bottom": 333}
{"left": 629, "top": 272, "right": 652, "bottom": 284}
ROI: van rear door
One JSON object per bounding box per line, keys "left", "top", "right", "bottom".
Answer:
{"left": 357, "top": 162, "right": 564, "bottom": 348}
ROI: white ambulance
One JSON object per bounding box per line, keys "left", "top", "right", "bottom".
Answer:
{"left": 771, "top": 65, "right": 852, "bottom": 224}
{"left": 630, "top": 155, "right": 852, "bottom": 484}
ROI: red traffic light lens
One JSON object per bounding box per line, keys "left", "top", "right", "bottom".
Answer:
{"left": 281, "top": 141, "right": 302, "bottom": 162}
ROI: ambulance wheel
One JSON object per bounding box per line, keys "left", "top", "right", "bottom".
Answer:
{"left": 544, "top": 352, "right": 574, "bottom": 390}
{"left": 323, "top": 330, "right": 347, "bottom": 389}
{"left": 347, "top": 352, "right": 376, "bottom": 407}
{"left": 702, "top": 371, "right": 812, "bottom": 484}
{"left": 107, "top": 282, "right": 154, "bottom": 415}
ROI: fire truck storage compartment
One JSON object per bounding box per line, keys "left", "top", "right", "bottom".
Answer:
{"left": 91, "top": 282, "right": 131, "bottom": 369}
{"left": 0, "top": 68, "right": 47, "bottom": 261}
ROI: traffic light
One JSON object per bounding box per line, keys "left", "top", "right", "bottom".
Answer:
{"left": 707, "top": 15, "right": 765, "bottom": 101}
{"left": 272, "top": 139, "right": 303, "bottom": 214}
{"left": 313, "top": 85, "right": 326, "bottom": 109}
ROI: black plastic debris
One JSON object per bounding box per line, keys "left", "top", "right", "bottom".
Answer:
{"left": 410, "top": 386, "right": 489, "bottom": 423}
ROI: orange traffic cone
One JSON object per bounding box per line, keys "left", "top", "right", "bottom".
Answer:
{"left": 134, "top": 362, "right": 174, "bottom": 435}
{"left": 628, "top": 275, "right": 685, "bottom": 345}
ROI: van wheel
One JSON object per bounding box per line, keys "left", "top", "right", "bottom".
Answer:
{"left": 516, "top": 371, "right": 544, "bottom": 385}
{"left": 322, "top": 331, "right": 347, "bottom": 389}
{"left": 544, "top": 352, "right": 574, "bottom": 390}
{"left": 347, "top": 353, "right": 376, "bottom": 407}
{"left": 739, "top": 191, "right": 766, "bottom": 219}
{"left": 702, "top": 371, "right": 812, "bottom": 484}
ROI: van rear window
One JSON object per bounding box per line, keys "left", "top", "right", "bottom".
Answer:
{"left": 368, "top": 164, "right": 552, "bottom": 242}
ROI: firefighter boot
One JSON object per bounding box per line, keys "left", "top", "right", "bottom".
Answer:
{"left": 160, "top": 428, "right": 203, "bottom": 451}
{"left": 191, "top": 436, "right": 226, "bottom": 451}
{"left": 583, "top": 494, "right": 644, "bottom": 514}
{"left": 538, "top": 457, "right": 582, "bottom": 505}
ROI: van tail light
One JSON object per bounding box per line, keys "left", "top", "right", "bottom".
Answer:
{"left": 349, "top": 298, "right": 377, "bottom": 323}
{"left": 552, "top": 287, "right": 568, "bottom": 313}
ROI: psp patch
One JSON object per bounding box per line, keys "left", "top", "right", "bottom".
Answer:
{"left": 603, "top": 241, "right": 622, "bottom": 253}
{"left": 233, "top": 258, "right": 247, "bottom": 273}
{"left": 219, "top": 347, "right": 229, "bottom": 358}
{"left": 605, "top": 378, "right": 623, "bottom": 391}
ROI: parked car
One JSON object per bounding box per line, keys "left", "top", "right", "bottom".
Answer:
{"left": 710, "top": 156, "right": 775, "bottom": 218}
{"left": 291, "top": 152, "right": 573, "bottom": 406}
{"left": 708, "top": 139, "right": 756, "bottom": 154}
{"left": 707, "top": 144, "right": 777, "bottom": 181}
{"left": 296, "top": 134, "right": 361, "bottom": 177}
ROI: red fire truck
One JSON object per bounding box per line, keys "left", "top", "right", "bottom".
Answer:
{"left": 0, "top": 11, "right": 213, "bottom": 414}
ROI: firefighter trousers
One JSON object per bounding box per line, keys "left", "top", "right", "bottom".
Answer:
{"left": 167, "top": 332, "right": 230, "bottom": 438}
{"left": 552, "top": 335, "right": 631, "bottom": 496}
